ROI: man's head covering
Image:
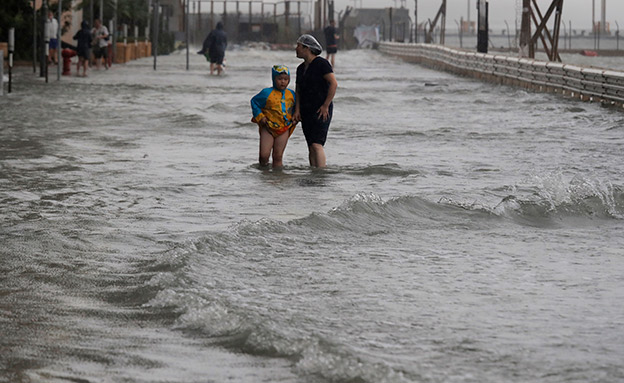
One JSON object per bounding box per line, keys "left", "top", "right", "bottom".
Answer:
{"left": 297, "top": 34, "right": 322, "bottom": 55}
{"left": 272, "top": 65, "right": 290, "bottom": 87}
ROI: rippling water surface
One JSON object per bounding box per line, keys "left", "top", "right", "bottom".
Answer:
{"left": 1, "top": 48, "right": 624, "bottom": 383}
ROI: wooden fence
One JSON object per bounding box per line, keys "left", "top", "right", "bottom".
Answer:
{"left": 378, "top": 41, "right": 624, "bottom": 109}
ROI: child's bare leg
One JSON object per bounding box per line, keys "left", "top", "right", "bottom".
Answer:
{"left": 258, "top": 127, "right": 274, "bottom": 166}
{"left": 271, "top": 131, "right": 290, "bottom": 168}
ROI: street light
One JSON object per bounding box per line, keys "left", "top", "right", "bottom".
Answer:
{"left": 568, "top": 20, "right": 572, "bottom": 50}
{"left": 455, "top": 19, "right": 463, "bottom": 48}
{"left": 561, "top": 19, "right": 567, "bottom": 51}
{"left": 504, "top": 20, "right": 511, "bottom": 50}
{"left": 616, "top": 21, "right": 620, "bottom": 50}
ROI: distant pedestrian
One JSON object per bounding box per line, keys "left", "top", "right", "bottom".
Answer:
{"left": 47, "top": 10, "right": 59, "bottom": 65}
{"left": 292, "top": 34, "right": 337, "bottom": 168}
{"left": 91, "top": 19, "right": 110, "bottom": 70}
{"left": 199, "top": 22, "right": 227, "bottom": 75}
{"left": 324, "top": 19, "right": 339, "bottom": 67}
{"left": 73, "top": 20, "right": 92, "bottom": 77}
{"left": 250, "top": 65, "right": 297, "bottom": 168}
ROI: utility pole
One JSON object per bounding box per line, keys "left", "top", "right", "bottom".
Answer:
{"left": 57, "top": 0, "right": 62, "bottom": 81}
{"left": 414, "top": 0, "right": 417, "bottom": 43}
{"left": 32, "top": 0, "right": 37, "bottom": 73}
{"left": 592, "top": 0, "right": 596, "bottom": 49}
{"left": 467, "top": 0, "right": 470, "bottom": 33}
{"left": 40, "top": 0, "right": 48, "bottom": 78}
{"left": 601, "top": 0, "right": 606, "bottom": 35}
{"left": 519, "top": 0, "right": 530, "bottom": 57}
{"left": 153, "top": 0, "right": 159, "bottom": 70}
{"left": 477, "top": 0, "right": 488, "bottom": 53}
{"left": 186, "top": 0, "right": 189, "bottom": 70}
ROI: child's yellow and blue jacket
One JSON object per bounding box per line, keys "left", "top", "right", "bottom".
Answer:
{"left": 250, "top": 65, "right": 296, "bottom": 137}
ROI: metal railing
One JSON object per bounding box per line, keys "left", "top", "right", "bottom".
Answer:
{"left": 378, "top": 41, "right": 624, "bottom": 108}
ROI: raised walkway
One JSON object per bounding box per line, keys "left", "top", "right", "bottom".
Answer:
{"left": 379, "top": 42, "right": 624, "bottom": 109}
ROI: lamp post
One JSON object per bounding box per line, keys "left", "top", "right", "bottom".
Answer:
{"left": 32, "top": 0, "right": 37, "bottom": 73}
{"left": 186, "top": 0, "right": 190, "bottom": 70}
{"left": 467, "top": 0, "right": 470, "bottom": 34}
{"left": 504, "top": 20, "right": 511, "bottom": 50}
{"left": 592, "top": 0, "right": 597, "bottom": 50}
{"left": 40, "top": 0, "right": 48, "bottom": 78}
{"left": 561, "top": 19, "right": 567, "bottom": 52}
{"left": 44, "top": 7, "right": 50, "bottom": 83}
{"left": 455, "top": 19, "right": 462, "bottom": 48}
{"left": 414, "top": 0, "right": 417, "bottom": 43}
{"left": 153, "top": 0, "right": 159, "bottom": 70}
{"left": 57, "top": 0, "right": 62, "bottom": 81}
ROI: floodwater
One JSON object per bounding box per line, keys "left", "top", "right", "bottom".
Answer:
{"left": 1, "top": 47, "right": 624, "bottom": 383}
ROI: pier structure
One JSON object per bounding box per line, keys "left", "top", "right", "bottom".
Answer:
{"left": 155, "top": 0, "right": 332, "bottom": 48}
{"left": 378, "top": 41, "right": 624, "bottom": 109}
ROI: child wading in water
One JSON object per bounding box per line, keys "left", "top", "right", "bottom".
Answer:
{"left": 250, "top": 65, "right": 297, "bottom": 168}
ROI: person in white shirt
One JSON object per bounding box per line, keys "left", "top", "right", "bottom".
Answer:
{"left": 47, "top": 10, "right": 59, "bottom": 65}
{"left": 91, "top": 19, "right": 110, "bottom": 70}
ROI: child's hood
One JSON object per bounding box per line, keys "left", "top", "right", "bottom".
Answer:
{"left": 272, "top": 65, "right": 290, "bottom": 88}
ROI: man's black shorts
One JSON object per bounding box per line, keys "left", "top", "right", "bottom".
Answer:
{"left": 94, "top": 45, "right": 108, "bottom": 59}
{"left": 301, "top": 104, "right": 333, "bottom": 146}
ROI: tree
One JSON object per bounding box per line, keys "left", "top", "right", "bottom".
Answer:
{"left": 75, "top": 0, "right": 150, "bottom": 38}
{"left": 0, "top": 0, "right": 70, "bottom": 60}
{"left": 1, "top": 0, "right": 35, "bottom": 60}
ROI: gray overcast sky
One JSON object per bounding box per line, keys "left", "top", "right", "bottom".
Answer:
{"left": 331, "top": 0, "right": 624, "bottom": 31}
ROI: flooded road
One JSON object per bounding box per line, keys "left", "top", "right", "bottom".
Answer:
{"left": 1, "top": 48, "right": 623, "bottom": 383}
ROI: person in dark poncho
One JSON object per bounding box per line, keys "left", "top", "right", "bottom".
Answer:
{"left": 323, "top": 19, "right": 339, "bottom": 67}
{"left": 198, "top": 22, "right": 227, "bottom": 75}
{"left": 73, "top": 21, "right": 92, "bottom": 77}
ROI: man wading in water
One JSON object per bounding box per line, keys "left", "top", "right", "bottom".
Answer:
{"left": 292, "top": 35, "right": 338, "bottom": 168}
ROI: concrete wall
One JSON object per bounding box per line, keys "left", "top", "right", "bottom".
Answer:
{"left": 378, "top": 41, "right": 624, "bottom": 109}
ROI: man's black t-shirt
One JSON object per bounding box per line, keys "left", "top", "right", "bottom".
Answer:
{"left": 296, "top": 56, "right": 334, "bottom": 115}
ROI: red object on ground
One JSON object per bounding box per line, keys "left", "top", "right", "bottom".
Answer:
{"left": 62, "top": 49, "right": 77, "bottom": 75}
{"left": 581, "top": 50, "right": 599, "bottom": 57}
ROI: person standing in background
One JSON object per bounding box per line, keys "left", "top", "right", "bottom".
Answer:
{"left": 91, "top": 19, "right": 110, "bottom": 70}
{"left": 199, "top": 22, "right": 227, "bottom": 75}
{"left": 323, "top": 20, "right": 339, "bottom": 67}
{"left": 47, "top": 10, "right": 59, "bottom": 65}
{"left": 73, "top": 21, "right": 92, "bottom": 77}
